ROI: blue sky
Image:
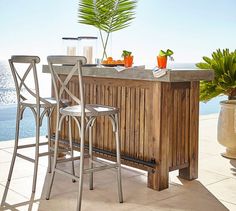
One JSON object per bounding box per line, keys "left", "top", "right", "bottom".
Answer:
{"left": 1, "top": 0, "right": 236, "bottom": 66}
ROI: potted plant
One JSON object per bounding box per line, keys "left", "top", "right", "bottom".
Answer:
{"left": 196, "top": 48, "right": 236, "bottom": 159}
{"left": 122, "top": 50, "right": 133, "bottom": 67}
{"left": 78, "top": 0, "right": 137, "bottom": 60}
{"left": 157, "top": 49, "right": 174, "bottom": 69}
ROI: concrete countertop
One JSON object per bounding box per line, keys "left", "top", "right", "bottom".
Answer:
{"left": 42, "top": 65, "right": 214, "bottom": 82}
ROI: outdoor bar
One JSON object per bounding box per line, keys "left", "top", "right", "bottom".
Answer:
{"left": 43, "top": 65, "right": 214, "bottom": 191}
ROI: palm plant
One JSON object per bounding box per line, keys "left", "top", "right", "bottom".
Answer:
{"left": 196, "top": 49, "right": 236, "bottom": 102}
{"left": 78, "top": 0, "right": 137, "bottom": 60}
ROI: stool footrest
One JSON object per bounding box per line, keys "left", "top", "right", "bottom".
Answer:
{"left": 16, "top": 153, "right": 35, "bottom": 163}
{"left": 56, "top": 154, "right": 89, "bottom": 163}
{"left": 17, "top": 141, "right": 48, "bottom": 149}
{"left": 84, "top": 163, "right": 118, "bottom": 174}
{"left": 54, "top": 168, "right": 79, "bottom": 181}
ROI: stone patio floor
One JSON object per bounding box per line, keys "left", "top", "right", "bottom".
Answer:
{"left": 0, "top": 113, "right": 236, "bottom": 211}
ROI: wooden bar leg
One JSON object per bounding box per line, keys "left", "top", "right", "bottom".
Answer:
{"left": 179, "top": 81, "right": 199, "bottom": 180}
{"left": 147, "top": 165, "right": 169, "bottom": 190}
{"left": 148, "top": 82, "right": 170, "bottom": 191}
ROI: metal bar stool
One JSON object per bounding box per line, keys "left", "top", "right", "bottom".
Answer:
{"left": 46, "top": 55, "right": 123, "bottom": 211}
{"left": 2, "top": 56, "right": 57, "bottom": 201}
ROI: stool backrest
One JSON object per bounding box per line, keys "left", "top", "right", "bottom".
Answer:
{"left": 9, "top": 55, "right": 49, "bottom": 106}
{"left": 47, "top": 55, "right": 92, "bottom": 114}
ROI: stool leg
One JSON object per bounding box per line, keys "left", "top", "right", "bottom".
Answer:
{"left": 77, "top": 117, "right": 85, "bottom": 211}
{"left": 47, "top": 112, "right": 52, "bottom": 173}
{"left": 89, "top": 125, "right": 93, "bottom": 190}
{"left": 114, "top": 114, "right": 123, "bottom": 203}
{"left": 1, "top": 106, "right": 21, "bottom": 206}
{"left": 46, "top": 114, "right": 61, "bottom": 200}
{"left": 68, "top": 116, "right": 76, "bottom": 182}
{"left": 32, "top": 114, "right": 40, "bottom": 193}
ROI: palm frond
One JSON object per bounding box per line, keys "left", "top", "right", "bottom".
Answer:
{"left": 78, "top": 0, "right": 136, "bottom": 32}
{"left": 196, "top": 49, "right": 236, "bottom": 101}
{"left": 78, "top": 0, "right": 137, "bottom": 59}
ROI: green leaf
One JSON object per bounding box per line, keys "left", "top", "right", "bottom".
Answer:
{"left": 196, "top": 62, "right": 211, "bottom": 69}
{"left": 78, "top": 0, "right": 137, "bottom": 59}
{"left": 159, "top": 49, "right": 174, "bottom": 57}
{"left": 121, "top": 50, "right": 132, "bottom": 57}
{"left": 159, "top": 50, "right": 166, "bottom": 57}
{"left": 197, "top": 48, "right": 236, "bottom": 101}
{"left": 166, "top": 49, "right": 174, "bottom": 56}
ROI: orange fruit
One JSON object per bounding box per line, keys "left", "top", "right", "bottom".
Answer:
{"left": 116, "top": 60, "right": 124, "bottom": 64}
{"left": 107, "top": 57, "right": 113, "bottom": 62}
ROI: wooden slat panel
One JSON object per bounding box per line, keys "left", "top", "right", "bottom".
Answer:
{"left": 135, "top": 88, "right": 140, "bottom": 158}
{"left": 139, "top": 88, "right": 145, "bottom": 160}
{"left": 169, "top": 84, "right": 191, "bottom": 169}
{"left": 180, "top": 89, "right": 186, "bottom": 165}
{"left": 185, "top": 88, "right": 190, "bottom": 163}
{"left": 179, "top": 81, "right": 199, "bottom": 180}
{"left": 144, "top": 88, "right": 150, "bottom": 161}
{"left": 98, "top": 84, "right": 103, "bottom": 149}
{"left": 94, "top": 85, "right": 100, "bottom": 148}
{"left": 112, "top": 86, "right": 117, "bottom": 151}
{"left": 120, "top": 86, "right": 126, "bottom": 154}
{"left": 130, "top": 88, "right": 135, "bottom": 157}
{"left": 125, "top": 87, "right": 131, "bottom": 156}
{"left": 107, "top": 85, "right": 112, "bottom": 151}
{"left": 104, "top": 85, "right": 109, "bottom": 150}
{"left": 176, "top": 90, "right": 181, "bottom": 166}
{"left": 168, "top": 88, "right": 174, "bottom": 167}
{"left": 171, "top": 89, "right": 178, "bottom": 167}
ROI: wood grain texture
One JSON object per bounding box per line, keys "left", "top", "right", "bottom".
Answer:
{"left": 179, "top": 81, "right": 199, "bottom": 180}
{"left": 50, "top": 76, "right": 200, "bottom": 190}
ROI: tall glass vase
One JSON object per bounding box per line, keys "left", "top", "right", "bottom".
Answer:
{"left": 97, "top": 31, "right": 113, "bottom": 61}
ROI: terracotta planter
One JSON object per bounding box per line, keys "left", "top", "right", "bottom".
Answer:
{"left": 218, "top": 100, "right": 236, "bottom": 159}
{"left": 124, "top": 56, "right": 133, "bottom": 68}
{"left": 157, "top": 56, "right": 167, "bottom": 69}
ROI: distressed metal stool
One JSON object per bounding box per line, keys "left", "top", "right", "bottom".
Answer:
{"left": 3, "top": 56, "right": 57, "bottom": 196}
{"left": 46, "top": 55, "right": 123, "bottom": 211}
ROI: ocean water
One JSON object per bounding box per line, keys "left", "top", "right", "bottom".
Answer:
{"left": 0, "top": 105, "right": 47, "bottom": 141}
{"left": 0, "top": 60, "right": 224, "bottom": 141}
{"left": 0, "top": 60, "right": 47, "bottom": 141}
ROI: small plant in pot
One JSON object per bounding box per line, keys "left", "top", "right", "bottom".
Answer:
{"left": 196, "top": 48, "right": 236, "bottom": 159}
{"left": 157, "top": 49, "right": 174, "bottom": 69}
{"left": 122, "top": 50, "right": 133, "bottom": 68}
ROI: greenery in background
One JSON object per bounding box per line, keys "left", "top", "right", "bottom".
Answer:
{"left": 78, "top": 0, "right": 137, "bottom": 60}
{"left": 196, "top": 49, "right": 236, "bottom": 102}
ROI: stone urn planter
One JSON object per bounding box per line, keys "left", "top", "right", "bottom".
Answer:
{"left": 218, "top": 100, "right": 236, "bottom": 159}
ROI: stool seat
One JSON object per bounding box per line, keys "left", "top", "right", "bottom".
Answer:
{"left": 60, "top": 104, "right": 119, "bottom": 117}
{"left": 21, "top": 98, "right": 57, "bottom": 108}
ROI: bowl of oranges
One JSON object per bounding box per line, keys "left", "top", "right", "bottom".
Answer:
{"left": 101, "top": 57, "right": 124, "bottom": 67}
